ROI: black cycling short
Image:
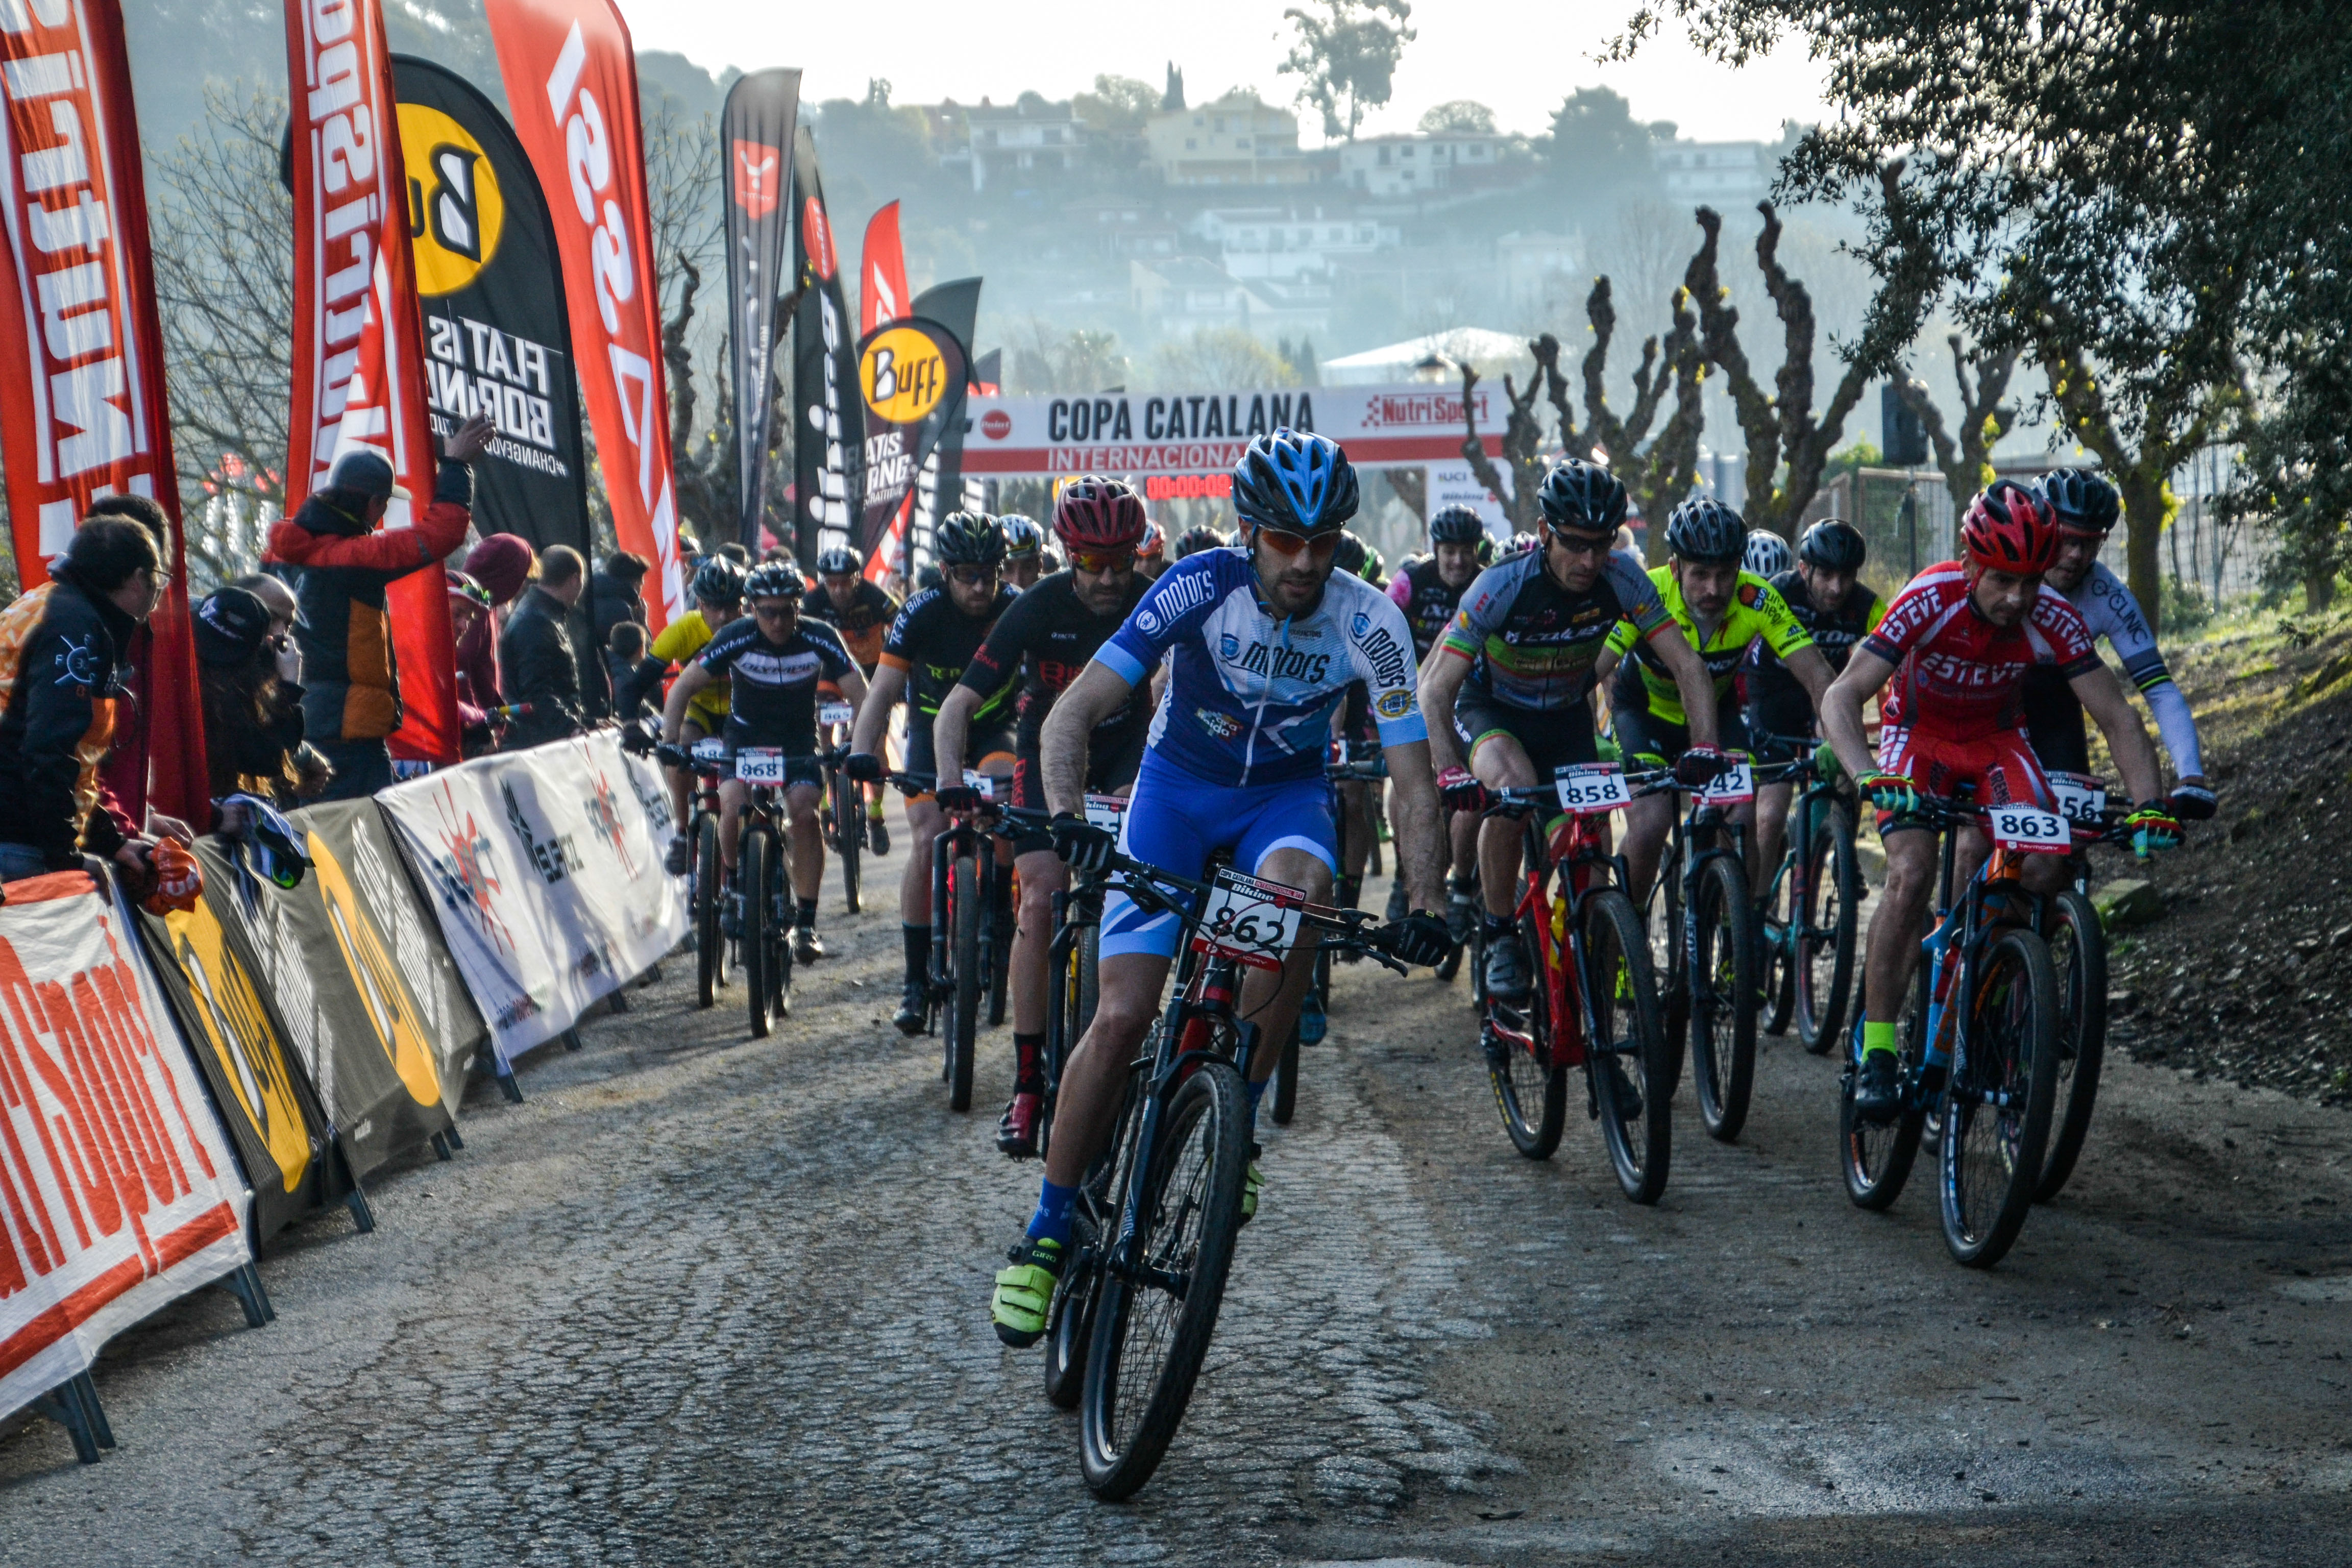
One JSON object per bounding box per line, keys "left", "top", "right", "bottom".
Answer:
{"left": 1453, "top": 687, "right": 1600, "bottom": 778}
{"left": 1610, "top": 690, "right": 1748, "bottom": 768}
{"left": 1008, "top": 719, "right": 1148, "bottom": 853}
{"left": 2020, "top": 665, "right": 2090, "bottom": 773}
{"left": 1744, "top": 686, "right": 1816, "bottom": 764}
{"left": 905, "top": 715, "right": 1017, "bottom": 799}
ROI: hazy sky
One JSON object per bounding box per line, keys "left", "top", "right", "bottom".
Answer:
{"left": 618, "top": 0, "right": 1828, "bottom": 144}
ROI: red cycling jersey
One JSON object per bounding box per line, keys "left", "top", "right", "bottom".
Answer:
{"left": 1862, "top": 561, "right": 2099, "bottom": 740}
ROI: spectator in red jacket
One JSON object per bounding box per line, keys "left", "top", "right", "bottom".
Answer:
{"left": 264, "top": 414, "right": 494, "bottom": 800}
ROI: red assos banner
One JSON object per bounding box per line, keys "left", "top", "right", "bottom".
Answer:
{"left": 484, "top": 0, "right": 682, "bottom": 629}
{"left": 0, "top": 870, "right": 250, "bottom": 1413}
{"left": 282, "top": 0, "right": 457, "bottom": 763}
{"left": 0, "top": 0, "right": 209, "bottom": 824}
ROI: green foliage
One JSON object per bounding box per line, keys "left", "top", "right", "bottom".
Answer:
{"left": 1147, "top": 329, "right": 1306, "bottom": 391}
{"left": 1278, "top": 0, "right": 1416, "bottom": 141}
{"left": 1824, "top": 435, "right": 1881, "bottom": 484}
{"left": 2161, "top": 574, "right": 2214, "bottom": 634}
{"left": 1418, "top": 100, "right": 1494, "bottom": 134}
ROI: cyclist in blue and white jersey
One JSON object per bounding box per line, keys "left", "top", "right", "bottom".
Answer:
{"left": 986, "top": 430, "right": 1455, "bottom": 1348}
{"left": 2023, "top": 468, "right": 2216, "bottom": 821}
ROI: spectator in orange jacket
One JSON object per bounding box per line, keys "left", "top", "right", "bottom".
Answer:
{"left": 264, "top": 414, "right": 494, "bottom": 800}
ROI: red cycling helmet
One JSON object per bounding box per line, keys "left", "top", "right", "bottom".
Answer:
{"left": 1052, "top": 476, "right": 1148, "bottom": 552}
{"left": 1959, "top": 479, "right": 2062, "bottom": 576}
{"left": 1138, "top": 520, "right": 1166, "bottom": 559}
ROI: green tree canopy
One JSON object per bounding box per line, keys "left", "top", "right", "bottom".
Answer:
{"left": 1545, "top": 86, "right": 1660, "bottom": 191}
{"left": 1278, "top": 0, "right": 1416, "bottom": 141}
{"left": 1418, "top": 99, "right": 1494, "bottom": 134}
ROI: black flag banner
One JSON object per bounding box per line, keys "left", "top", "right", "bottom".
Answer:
{"left": 909, "top": 278, "right": 981, "bottom": 572}
{"left": 855, "top": 316, "right": 969, "bottom": 563}
{"left": 792, "top": 126, "right": 862, "bottom": 568}
{"left": 137, "top": 889, "right": 347, "bottom": 1241}
{"left": 722, "top": 68, "right": 801, "bottom": 551}
{"left": 392, "top": 55, "right": 591, "bottom": 560}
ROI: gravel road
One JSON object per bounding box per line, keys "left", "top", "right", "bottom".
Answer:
{"left": 5, "top": 817, "right": 2348, "bottom": 1565}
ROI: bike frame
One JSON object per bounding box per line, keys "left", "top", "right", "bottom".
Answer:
{"left": 1482, "top": 803, "right": 1625, "bottom": 1073}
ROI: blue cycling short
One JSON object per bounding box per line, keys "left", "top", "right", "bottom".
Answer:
{"left": 1098, "top": 749, "right": 1337, "bottom": 962}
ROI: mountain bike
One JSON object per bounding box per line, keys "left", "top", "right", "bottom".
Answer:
{"left": 892, "top": 767, "right": 1012, "bottom": 1112}
{"left": 818, "top": 695, "right": 862, "bottom": 914}
{"left": 996, "top": 810, "right": 1409, "bottom": 1499}
{"left": 1033, "top": 794, "right": 1126, "bottom": 1166}
{"left": 1473, "top": 764, "right": 1676, "bottom": 1200}
{"left": 1752, "top": 737, "right": 1863, "bottom": 1054}
{"left": 2033, "top": 773, "right": 2159, "bottom": 1203}
{"left": 1839, "top": 786, "right": 2062, "bottom": 1268}
{"left": 1640, "top": 757, "right": 1764, "bottom": 1142}
{"left": 1263, "top": 744, "right": 1392, "bottom": 1125}
{"left": 727, "top": 746, "right": 834, "bottom": 1040}
{"left": 659, "top": 738, "right": 734, "bottom": 1008}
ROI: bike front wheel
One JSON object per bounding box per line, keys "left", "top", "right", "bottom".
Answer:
{"left": 1797, "top": 801, "right": 1861, "bottom": 1054}
{"left": 1044, "top": 1212, "right": 1100, "bottom": 1410}
{"left": 744, "top": 827, "right": 781, "bottom": 1039}
{"left": 1079, "top": 1061, "right": 1249, "bottom": 1500}
{"left": 948, "top": 853, "right": 981, "bottom": 1112}
{"left": 2034, "top": 888, "right": 2106, "bottom": 1203}
{"left": 1270, "top": 1025, "right": 1299, "bottom": 1125}
{"left": 1688, "top": 854, "right": 1760, "bottom": 1142}
{"left": 1941, "top": 927, "right": 2060, "bottom": 1267}
{"left": 834, "top": 770, "right": 862, "bottom": 914}
{"left": 1582, "top": 888, "right": 1672, "bottom": 1204}
{"left": 695, "top": 814, "right": 724, "bottom": 1008}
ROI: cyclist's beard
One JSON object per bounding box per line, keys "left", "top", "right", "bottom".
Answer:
{"left": 1262, "top": 562, "right": 1327, "bottom": 615}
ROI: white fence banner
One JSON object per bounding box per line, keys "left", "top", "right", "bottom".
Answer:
{"left": 379, "top": 731, "right": 685, "bottom": 1064}
{"left": 962, "top": 382, "right": 1506, "bottom": 478}
{"left": 0, "top": 869, "right": 252, "bottom": 1420}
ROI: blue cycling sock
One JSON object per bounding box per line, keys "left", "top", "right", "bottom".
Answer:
{"left": 1026, "top": 1178, "right": 1079, "bottom": 1246}
{"left": 1245, "top": 1075, "right": 1269, "bottom": 1112}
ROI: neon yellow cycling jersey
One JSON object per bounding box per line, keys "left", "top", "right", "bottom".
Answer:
{"left": 650, "top": 611, "right": 732, "bottom": 731}
{"left": 1605, "top": 565, "right": 1814, "bottom": 726}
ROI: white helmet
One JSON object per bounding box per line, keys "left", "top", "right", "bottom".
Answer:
{"left": 1743, "top": 528, "right": 1794, "bottom": 578}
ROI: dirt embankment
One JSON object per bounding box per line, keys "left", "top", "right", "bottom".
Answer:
{"left": 2095, "top": 605, "right": 2352, "bottom": 1106}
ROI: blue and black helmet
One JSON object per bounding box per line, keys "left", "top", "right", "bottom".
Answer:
{"left": 1537, "top": 458, "right": 1628, "bottom": 535}
{"left": 2036, "top": 467, "right": 2120, "bottom": 535}
{"left": 1231, "top": 428, "right": 1358, "bottom": 537}
{"left": 1428, "top": 504, "right": 1486, "bottom": 545}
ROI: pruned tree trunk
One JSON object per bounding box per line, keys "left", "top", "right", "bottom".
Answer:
{"left": 1458, "top": 362, "right": 1547, "bottom": 534}
{"left": 1894, "top": 333, "right": 2018, "bottom": 514}
{"left": 1385, "top": 465, "right": 1426, "bottom": 523}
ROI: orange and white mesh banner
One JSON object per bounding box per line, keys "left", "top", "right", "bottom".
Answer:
{"left": 0, "top": 869, "right": 251, "bottom": 1419}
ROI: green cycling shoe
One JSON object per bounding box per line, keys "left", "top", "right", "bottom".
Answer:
{"left": 991, "top": 1236, "right": 1064, "bottom": 1348}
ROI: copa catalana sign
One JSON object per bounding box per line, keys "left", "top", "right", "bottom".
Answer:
{"left": 960, "top": 383, "right": 1506, "bottom": 477}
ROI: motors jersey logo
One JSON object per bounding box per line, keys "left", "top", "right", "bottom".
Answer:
{"left": 1220, "top": 632, "right": 1240, "bottom": 659}
{"left": 1354, "top": 624, "right": 1409, "bottom": 689}
{"left": 1377, "top": 688, "right": 1413, "bottom": 719}
{"left": 1195, "top": 707, "right": 1242, "bottom": 740}
{"left": 1140, "top": 569, "right": 1217, "bottom": 634}
{"left": 1352, "top": 611, "right": 1370, "bottom": 636}
{"left": 1231, "top": 640, "right": 1332, "bottom": 683}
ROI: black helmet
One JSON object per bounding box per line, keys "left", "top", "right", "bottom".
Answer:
{"left": 1428, "top": 504, "right": 1485, "bottom": 545}
{"left": 1537, "top": 458, "right": 1628, "bottom": 535}
{"left": 744, "top": 561, "right": 800, "bottom": 601}
{"left": 692, "top": 556, "right": 746, "bottom": 606}
{"left": 934, "top": 510, "right": 1008, "bottom": 568}
{"left": 1231, "top": 428, "right": 1358, "bottom": 536}
{"left": 1172, "top": 524, "right": 1230, "bottom": 559}
{"left": 815, "top": 545, "right": 860, "bottom": 576}
{"left": 2036, "top": 467, "right": 2120, "bottom": 535}
{"left": 1665, "top": 496, "right": 1745, "bottom": 564}
{"left": 1797, "top": 518, "right": 1868, "bottom": 573}
{"left": 1332, "top": 533, "right": 1378, "bottom": 582}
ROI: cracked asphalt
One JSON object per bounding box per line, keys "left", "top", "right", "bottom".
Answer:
{"left": 5, "top": 804, "right": 2350, "bottom": 1565}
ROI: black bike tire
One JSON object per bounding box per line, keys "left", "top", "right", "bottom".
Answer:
{"left": 1077, "top": 921, "right": 1100, "bottom": 1037}
{"left": 1583, "top": 889, "right": 1672, "bottom": 1204}
{"left": 2034, "top": 888, "right": 2107, "bottom": 1203}
{"left": 835, "top": 771, "right": 862, "bottom": 915}
{"left": 1798, "top": 803, "right": 1861, "bottom": 1054}
{"left": 1689, "top": 854, "right": 1760, "bottom": 1143}
{"left": 695, "top": 814, "right": 722, "bottom": 1008}
{"left": 1841, "top": 957, "right": 1930, "bottom": 1210}
{"left": 1940, "top": 926, "right": 2060, "bottom": 1267}
{"left": 1043, "top": 1212, "right": 1099, "bottom": 1410}
{"left": 744, "top": 826, "right": 775, "bottom": 1040}
{"left": 949, "top": 853, "right": 981, "bottom": 1113}
{"left": 1651, "top": 867, "right": 1689, "bottom": 1094}
{"left": 1079, "top": 1061, "right": 1248, "bottom": 1501}
{"left": 1487, "top": 900, "right": 1567, "bottom": 1160}
{"left": 1270, "top": 1026, "right": 1298, "bottom": 1125}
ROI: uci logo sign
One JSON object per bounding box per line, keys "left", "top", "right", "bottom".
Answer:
{"left": 862, "top": 326, "right": 948, "bottom": 425}
{"left": 399, "top": 103, "right": 505, "bottom": 297}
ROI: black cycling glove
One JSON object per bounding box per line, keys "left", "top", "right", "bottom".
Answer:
{"left": 1049, "top": 812, "right": 1116, "bottom": 873}
{"left": 843, "top": 751, "right": 884, "bottom": 783}
{"left": 1383, "top": 911, "right": 1454, "bottom": 969}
